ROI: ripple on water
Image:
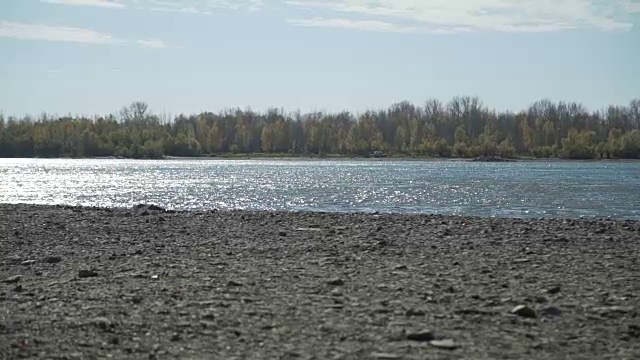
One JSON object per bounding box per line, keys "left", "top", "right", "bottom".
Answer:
{"left": 0, "top": 158, "right": 639, "bottom": 219}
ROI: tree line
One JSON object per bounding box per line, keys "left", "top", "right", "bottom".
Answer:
{"left": 1, "top": 97, "right": 639, "bottom": 159}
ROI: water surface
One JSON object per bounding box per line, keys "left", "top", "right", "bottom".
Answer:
{"left": 1, "top": 158, "right": 638, "bottom": 219}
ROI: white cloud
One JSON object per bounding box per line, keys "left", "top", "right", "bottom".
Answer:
{"left": 288, "top": 18, "right": 423, "bottom": 33}
{"left": 0, "top": 21, "right": 125, "bottom": 44}
{"left": 41, "top": 0, "right": 126, "bottom": 8}
{"left": 624, "top": 1, "right": 640, "bottom": 13}
{"left": 207, "top": 0, "right": 263, "bottom": 12}
{"left": 148, "top": 0, "right": 209, "bottom": 14}
{"left": 43, "top": 0, "right": 264, "bottom": 12}
{"left": 150, "top": 6, "right": 206, "bottom": 14}
{"left": 137, "top": 38, "right": 169, "bottom": 48}
{"left": 285, "top": 0, "right": 638, "bottom": 33}
{"left": 0, "top": 21, "right": 169, "bottom": 49}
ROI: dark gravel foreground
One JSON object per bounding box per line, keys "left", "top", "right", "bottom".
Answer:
{"left": 1, "top": 204, "right": 639, "bottom": 360}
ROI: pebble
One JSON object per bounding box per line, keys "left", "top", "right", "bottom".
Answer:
{"left": 43, "top": 256, "right": 63, "bottom": 264}
{"left": 370, "top": 353, "right": 401, "bottom": 359}
{"left": 78, "top": 270, "right": 99, "bottom": 278}
{"left": 91, "top": 317, "right": 112, "bottom": 331}
{"left": 511, "top": 305, "right": 537, "bottom": 318}
{"left": 548, "top": 286, "right": 561, "bottom": 294}
{"left": 429, "top": 339, "right": 458, "bottom": 349}
{"left": 147, "top": 205, "right": 165, "bottom": 211}
{"left": 405, "top": 308, "right": 426, "bottom": 316}
{"left": 541, "top": 306, "right": 563, "bottom": 317}
{"left": 406, "top": 330, "right": 435, "bottom": 342}
{"left": 535, "top": 296, "right": 548, "bottom": 304}
{"left": 327, "top": 278, "right": 345, "bottom": 286}
{"left": 4, "top": 275, "right": 22, "bottom": 283}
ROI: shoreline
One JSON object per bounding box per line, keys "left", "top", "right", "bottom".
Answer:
{"left": 2, "top": 203, "right": 639, "bottom": 359}
{"left": 3, "top": 155, "right": 640, "bottom": 163}
{"left": 4, "top": 202, "right": 640, "bottom": 222}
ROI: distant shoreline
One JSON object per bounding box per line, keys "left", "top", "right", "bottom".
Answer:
{"left": 3, "top": 155, "right": 640, "bottom": 163}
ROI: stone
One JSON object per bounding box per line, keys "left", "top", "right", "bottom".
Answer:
{"left": 541, "top": 306, "right": 562, "bottom": 317}
{"left": 327, "top": 278, "right": 345, "bottom": 286}
{"left": 78, "top": 269, "right": 98, "bottom": 278}
{"left": 91, "top": 317, "right": 113, "bottom": 331}
{"left": 511, "top": 305, "right": 537, "bottom": 318}
{"left": 547, "top": 286, "right": 561, "bottom": 295}
{"left": 429, "top": 339, "right": 458, "bottom": 349}
{"left": 43, "top": 256, "right": 62, "bottom": 264}
{"left": 170, "top": 333, "right": 181, "bottom": 342}
{"left": 3, "top": 275, "right": 22, "bottom": 283}
{"left": 20, "top": 259, "right": 36, "bottom": 266}
{"left": 406, "top": 331, "right": 435, "bottom": 342}
{"left": 370, "top": 353, "right": 401, "bottom": 359}
{"left": 405, "top": 308, "right": 426, "bottom": 316}
{"left": 627, "top": 324, "right": 640, "bottom": 338}
{"left": 535, "top": 296, "right": 548, "bottom": 304}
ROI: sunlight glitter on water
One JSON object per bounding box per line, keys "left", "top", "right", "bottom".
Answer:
{"left": 1, "top": 158, "right": 639, "bottom": 219}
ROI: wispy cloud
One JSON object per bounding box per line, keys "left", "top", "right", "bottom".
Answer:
{"left": 208, "top": 0, "right": 263, "bottom": 12}
{"left": 149, "top": 0, "right": 263, "bottom": 13}
{"left": 624, "top": 1, "right": 640, "bottom": 13}
{"left": 41, "top": 0, "right": 126, "bottom": 9}
{"left": 0, "top": 21, "right": 169, "bottom": 49}
{"left": 42, "top": 0, "right": 264, "bottom": 12}
{"left": 136, "top": 38, "right": 168, "bottom": 48}
{"left": 148, "top": 0, "right": 209, "bottom": 14}
{"left": 285, "top": 0, "right": 638, "bottom": 33}
{"left": 288, "top": 18, "right": 423, "bottom": 34}
{"left": 0, "top": 21, "right": 124, "bottom": 44}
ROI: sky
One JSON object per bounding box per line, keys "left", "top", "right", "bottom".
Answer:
{"left": 0, "top": 0, "right": 639, "bottom": 118}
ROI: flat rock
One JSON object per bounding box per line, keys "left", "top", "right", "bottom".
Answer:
{"left": 327, "top": 278, "right": 345, "bottom": 286}
{"left": 78, "top": 269, "right": 98, "bottom": 278}
{"left": 541, "top": 306, "right": 563, "bottom": 317}
{"left": 43, "top": 256, "right": 63, "bottom": 264}
{"left": 405, "top": 308, "right": 426, "bottom": 316}
{"left": 429, "top": 339, "right": 458, "bottom": 349}
{"left": 547, "top": 286, "right": 561, "bottom": 294}
{"left": 3, "top": 275, "right": 22, "bottom": 283}
{"left": 370, "top": 353, "right": 401, "bottom": 359}
{"left": 90, "top": 317, "right": 113, "bottom": 331}
{"left": 406, "top": 331, "right": 435, "bottom": 342}
{"left": 511, "top": 305, "right": 537, "bottom": 318}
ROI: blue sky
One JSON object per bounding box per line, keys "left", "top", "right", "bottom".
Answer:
{"left": 1, "top": 0, "right": 639, "bottom": 117}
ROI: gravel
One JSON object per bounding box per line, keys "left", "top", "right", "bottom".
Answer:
{"left": 1, "top": 203, "right": 639, "bottom": 359}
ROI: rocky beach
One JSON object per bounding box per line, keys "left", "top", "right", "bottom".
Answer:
{"left": 1, "top": 203, "right": 639, "bottom": 359}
